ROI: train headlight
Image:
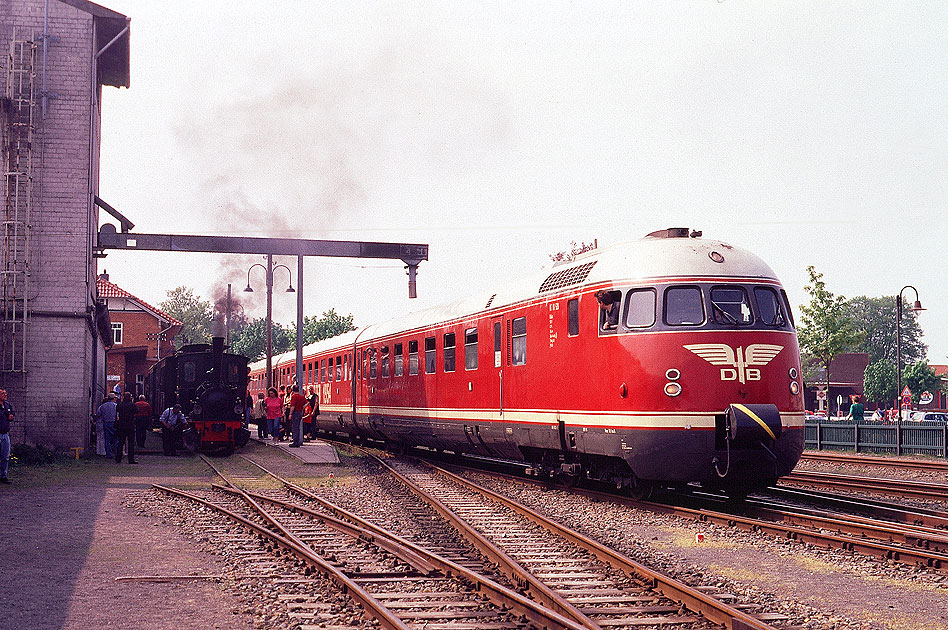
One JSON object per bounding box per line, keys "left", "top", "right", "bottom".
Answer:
{"left": 665, "top": 368, "right": 681, "bottom": 381}
{"left": 789, "top": 381, "right": 800, "bottom": 395}
{"left": 789, "top": 367, "right": 799, "bottom": 379}
{"left": 664, "top": 382, "right": 682, "bottom": 397}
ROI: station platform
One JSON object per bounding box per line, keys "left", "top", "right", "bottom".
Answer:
{"left": 251, "top": 436, "right": 340, "bottom": 465}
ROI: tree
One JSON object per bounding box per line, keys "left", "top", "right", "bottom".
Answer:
{"left": 549, "top": 240, "right": 597, "bottom": 264}
{"left": 902, "top": 361, "right": 942, "bottom": 405}
{"left": 229, "top": 317, "right": 295, "bottom": 362}
{"left": 843, "top": 295, "right": 926, "bottom": 365}
{"left": 797, "top": 267, "right": 863, "bottom": 396}
{"left": 160, "top": 286, "right": 213, "bottom": 348}
{"left": 303, "top": 309, "right": 356, "bottom": 345}
{"left": 863, "top": 360, "right": 897, "bottom": 407}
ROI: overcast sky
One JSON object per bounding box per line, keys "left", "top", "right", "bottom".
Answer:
{"left": 97, "top": 1, "right": 947, "bottom": 362}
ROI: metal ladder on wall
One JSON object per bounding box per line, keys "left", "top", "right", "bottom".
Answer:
{"left": 1, "top": 32, "right": 36, "bottom": 380}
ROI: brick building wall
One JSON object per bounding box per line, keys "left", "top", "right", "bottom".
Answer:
{"left": 1, "top": 0, "right": 129, "bottom": 452}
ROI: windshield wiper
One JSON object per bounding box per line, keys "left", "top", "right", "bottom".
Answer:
{"left": 711, "top": 301, "right": 739, "bottom": 325}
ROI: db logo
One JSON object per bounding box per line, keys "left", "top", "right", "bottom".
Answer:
{"left": 684, "top": 343, "right": 783, "bottom": 384}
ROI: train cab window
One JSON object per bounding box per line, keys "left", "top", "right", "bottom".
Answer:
{"left": 780, "top": 289, "right": 796, "bottom": 328}
{"left": 394, "top": 343, "right": 404, "bottom": 376}
{"left": 182, "top": 361, "right": 196, "bottom": 383}
{"left": 336, "top": 356, "right": 342, "bottom": 381}
{"left": 511, "top": 317, "right": 527, "bottom": 366}
{"left": 623, "top": 289, "right": 656, "bottom": 328}
{"left": 370, "top": 350, "right": 377, "bottom": 378}
{"left": 425, "top": 337, "right": 436, "bottom": 374}
{"left": 710, "top": 286, "right": 753, "bottom": 326}
{"left": 381, "top": 346, "right": 390, "bottom": 377}
{"left": 664, "top": 286, "right": 705, "bottom": 326}
{"left": 567, "top": 299, "right": 579, "bottom": 337}
{"left": 328, "top": 357, "right": 334, "bottom": 382}
{"left": 464, "top": 328, "right": 478, "bottom": 370}
{"left": 444, "top": 333, "right": 456, "bottom": 372}
{"left": 755, "top": 287, "right": 789, "bottom": 327}
{"left": 596, "top": 290, "right": 621, "bottom": 332}
{"left": 408, "top": 340, "right": 419, "bottom": 375}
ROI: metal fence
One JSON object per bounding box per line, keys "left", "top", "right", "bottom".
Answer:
{"left": 804, "top": 420, "right": 948, "bottom": 458}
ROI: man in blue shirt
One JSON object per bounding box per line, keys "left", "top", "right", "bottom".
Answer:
{"left": 96, "top": 394, "right": 118, "bottom": 458}
{"left": 159, "top": 404, "right": 185, "bottom": 456}
{"left": 0, "top": 389, "right": 14, "bottom": 484}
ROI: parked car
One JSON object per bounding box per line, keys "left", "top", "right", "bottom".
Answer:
{"left": 908, "top": 411, "right": 948, "bottom": 423}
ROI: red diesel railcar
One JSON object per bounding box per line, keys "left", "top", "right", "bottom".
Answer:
{"left": 250, "top": 228, "right": 805, "bottom": 493}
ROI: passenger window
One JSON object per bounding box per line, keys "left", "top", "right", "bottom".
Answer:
{"left": 511, "top": 317, "right": 526, "bottom": 366}
{"left": 328, "top": 357, "right": 334, "bottom": 382}
{"left": 183, "top": 361, "right": 196, "bottom": 383}
{"left": 335, "top": 356, "right": 342, "bottom": 381}
{"left": 665, "top": 286, "right": 704, "bottom": 326}
{"left": 754, "top": 287, "right": 787, "bottom": 327}
{"left": 369, "top": 351, "right": 377, "bottom": 379}
{"left": 409, "top": 340, "right": 419, "bottom": 376}
{"left": 567, "top": 299, "right": 579, "bottom": 336}
{"left": 444, "top": 333, "right": 456, "bottom": 372}
{"left": 464, "top": 328, "right": 478, "bottom": 370}
{"left": 710, "top": 286, "right": 753, "bottom": 326}
{"left": 381, "top": 346, "right": 390, "bottom": 378}
{"left": 320, "top": 359, "right": 326, "bottom": 383}
{"left": 425, "top": 337, "right": 436, "bottom": 374}
{"left": 394, "top": 343, "right": 404, "bottom": 376}
{"left": 623, "top": 289, "right": 656, "bottom": 328}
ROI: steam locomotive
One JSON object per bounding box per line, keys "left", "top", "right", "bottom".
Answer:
{"left": 146, "top": 335, "right": 250, "bottom": 454}
{"left": 249, "top": 228, "right": 805, "bottom": 494}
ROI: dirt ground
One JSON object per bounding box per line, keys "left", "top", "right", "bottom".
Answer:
{"left": 0, "top": 433, "right": 260, "bottom": 630}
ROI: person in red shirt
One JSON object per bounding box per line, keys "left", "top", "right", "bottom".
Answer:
{"left": 288, "top": 384, "right": 306, "bottom": 447}
{"left": 134, "top": 395, "right": 153, "bottom": 448}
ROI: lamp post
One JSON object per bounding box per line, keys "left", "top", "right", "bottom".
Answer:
{"left": 245, "top": 254, "right": 294, "bottom": 390}
{"left": 896, "top": 285, "right": 924, "bottom": 420}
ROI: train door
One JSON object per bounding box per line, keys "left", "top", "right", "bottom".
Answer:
{"left": 489, "top": 317, "right": 505, "bottom": 418}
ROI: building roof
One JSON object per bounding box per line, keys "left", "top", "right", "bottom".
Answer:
{"left": 96, "top": 276, "right": 183, "bottom": 327}
{"left": 59, "top": 0, "right": 130, "bottom": 88}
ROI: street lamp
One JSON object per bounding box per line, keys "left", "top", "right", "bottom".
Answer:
{"left": 896, "top": 285, "right": 924, "bottom": 420}
{"left": 245, "top": 254, "right": 294, "bottom": 390}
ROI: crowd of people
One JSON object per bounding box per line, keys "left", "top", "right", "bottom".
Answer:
{"left": 93, "top": 385, "right": 185, "bottom": 461}
{"left": 247, "top": 384, "right": 319, "bottom": 448}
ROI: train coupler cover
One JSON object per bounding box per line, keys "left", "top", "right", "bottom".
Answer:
{"left": 726, "top": 403, "right": 781, "bottom": 445}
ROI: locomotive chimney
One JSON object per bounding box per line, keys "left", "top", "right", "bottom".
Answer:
{"left": 212, "top": 314, "right": 225, "bottom": 383}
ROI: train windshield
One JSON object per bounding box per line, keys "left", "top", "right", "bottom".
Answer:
{"left": 709, "top": 286, "right": 752, "bottom": 326}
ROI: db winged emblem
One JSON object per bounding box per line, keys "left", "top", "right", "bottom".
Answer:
{"left": 684, "top": 343, "right": 783, "bottom": 383}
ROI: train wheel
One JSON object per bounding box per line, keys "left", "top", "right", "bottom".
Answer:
{"left": 626, "top": 480, "right": 655, "bottom": 501}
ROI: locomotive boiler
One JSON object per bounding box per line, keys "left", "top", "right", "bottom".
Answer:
{"left": 249, "top": 228, "right": 805, "bottom": 494}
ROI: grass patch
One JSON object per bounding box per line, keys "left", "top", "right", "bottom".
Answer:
{"left": 792, "top": 555, "right": 841, "bottom": 575}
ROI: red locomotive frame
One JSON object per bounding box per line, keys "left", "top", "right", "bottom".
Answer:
{"left": 250, "top": 229, "right": 805, "bottom": 492}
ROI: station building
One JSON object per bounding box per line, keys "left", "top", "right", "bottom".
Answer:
{"left": 97, "top": 272, "right": 181, "bottom": 400}
{"left": 1, "top": 0, "right": 129, "bottom": 451}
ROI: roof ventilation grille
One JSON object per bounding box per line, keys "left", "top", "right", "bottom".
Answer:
{"left": 538, "top": 261, "right": 597, "bottom": 293}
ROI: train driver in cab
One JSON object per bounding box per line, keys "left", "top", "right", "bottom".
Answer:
{"left": 596, "top": 290, "right": 620, "bottom": 331}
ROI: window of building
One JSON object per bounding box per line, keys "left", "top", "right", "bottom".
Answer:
{"left": 394, "top": 343, "right": 404, "bottom": 376}
{"left": 624, "top": 289, "right": 656, "bottom": 328}
{"left": 567, "top": 299, "right": 579, "bottom": 336}
{"left": 710, "top": 286, "right": 753, "bottom": 326}
{"left": 443, "top": 333, "right": 456, "bottom": 372}
{"left": 112, "top": 322, "right": 123, "bottom": 345}
{"left": 464, "top": 328, "right": 478, "bottom": 370}
{"left": 664, "top": 286, "right": 705, "bottom": 326}
{"left": 511, "top": 317, "right": 526, "bottom": 365}
{"left": 408, "top": 340, "right": 419, "bottom": 375}
{"left": 425, "top": 337, "right": 436, "bottom": 374}
{"left": 381, "top": 346, "right": 390, "bottom": 377}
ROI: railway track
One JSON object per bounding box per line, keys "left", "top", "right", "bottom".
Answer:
{"left": 799, "top": 451, "right": 948, "bottom": 472}
{"left": 781, "top": 469, "right": 948, "bottom": 501}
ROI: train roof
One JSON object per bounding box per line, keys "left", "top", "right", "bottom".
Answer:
{"left": 250, "top": 229, "right": 781, "bottom": 370}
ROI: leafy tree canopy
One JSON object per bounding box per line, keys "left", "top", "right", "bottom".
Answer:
{"left": 160, "top": 286, "right": 213, "bottom": 348}
{"left": 863, "top": 360, "right": 897, "bottom": 407}
{"left": 843, "top": 295, "right": 926, "bottom": 365}
{"left": 902, "top": 361, "right": 942, "bottom": 404}
{"left": 797, "top": 267, "right": 863, "bottom": 383}
{"left": 228, "top": 309, "right": 357, "bottom": 363}
{"left": 303, "top": 309, "right": 356, "bottom": 345}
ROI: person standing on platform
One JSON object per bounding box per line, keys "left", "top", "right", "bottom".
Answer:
{"left": 252, "top": 392, "right": 267, "bottom": 439}
{"left": 134, "top": 395, "right": 152, "bottom": 448}
{"left": 114, "top": 392, "right": 138, "bottom": 464}
{"left": 0, "top": 389, "right": 15, "bottom": 484}
{"left": 845, "top": 395, "right": 865, "bottom": 423}
{"left": 264, "top": 388, "right": 282, "bottom": 442}
{"left": 159, "top": 404, "right": 185, "bottom": 456}
{"left": 288, "top": 385, "right": 306, "bottom": 447}
{"left": 97, "top": 394, "right": 118, "bottom": 459}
